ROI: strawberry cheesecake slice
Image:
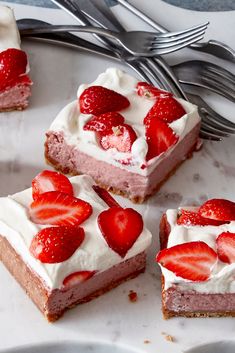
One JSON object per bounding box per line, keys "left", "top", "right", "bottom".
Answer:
{"left": 0, "top": 170, "right": 151, "bottom": 321}
{"left": 156, "top": 199, "right": 235, "bottom": 318}
{"left": 0, "top": 6, "right": 32, "bottom": 111}
{"left": 45, "top": 68, "right": 201, "bottom": 203}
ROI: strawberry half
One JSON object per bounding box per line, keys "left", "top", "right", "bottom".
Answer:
{"left": 144, "top": 96, "right": 186, "bottom": 125}
{"left": 136, "top": 82, "right": 172, "bottom": 99}
{"left": 83, "top": 112, "right": 125, "bottom": 134}
{"left": 29, "top": 191, "right": 92, "bottom": 226}
{"left": 0, "top": 49, "right": 27, "bottom": 91}
{"left": 92, "top": 185, "right": 120, "bottom": 208}
{"left": 216, "top": 232, "right": 235, "bottom": 264}
{"left": 156, "top": 241, "right": 217, "bottom": 282}
{"left": 98, "top": 206, "right": 143, "bottom": 257}
{"left": 199, "top": 199, "right": 235, "bottom": 221}
{"left": 30, "top": 226, "right": 85, "bottom": 263}
{"left": 100, "top": 124, "right": 137, "bottom": 153}
{"left": 79, "top": 86, "right": 130, "bottom": 115}
{"left": 32, "top": 170, "right": 74, "bottom": 200}
{"left": 177, "top": 210, "right": 228, "bottom": 227}
{"left": 145, "top": 119, "right": 179, "bottom": 161}
{"left": 62, "top": 271, "right": 96, "bottom": 290}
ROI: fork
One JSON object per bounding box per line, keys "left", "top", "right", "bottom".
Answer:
{"left": 20, "top": 28, "right": 235, "bottom": 141}
{"left": 19, "top": 21, "right": 209, "bottom": 57}
{"left": 172, "top": 60, "right": 235, "bottom": 103}
{"left": 116, "top": 0, "right": 235, "bottom": 63}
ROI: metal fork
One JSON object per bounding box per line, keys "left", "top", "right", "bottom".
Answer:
{"left": 172, "top": 60, "right": 235, "bottom": 103}
{"left": 20, "top": 28, "right": 235, "bottom": 141}
{"left": 19, "top": 21, "right": 208, "bottom": 57}
{"left": 116, "top": 0, "right": 235, "bottom": 63}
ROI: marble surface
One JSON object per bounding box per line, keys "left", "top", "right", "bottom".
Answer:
{"left": 4, "top": 0, "right": 235, "bottom": 11}
{"left": 0, "top": 1, "right": 235, "bottom": 353}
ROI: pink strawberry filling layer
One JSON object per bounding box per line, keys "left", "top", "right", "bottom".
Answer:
{"left": 0, "top": 76, "right": 32, "bottom": 111}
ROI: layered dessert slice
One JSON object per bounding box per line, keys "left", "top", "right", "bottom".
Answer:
{"left": 0, "top": 6, "right": 32, "bottom": 111}
{"left": 0, "top": 170, "right": 152, "bottom": 321}
{"left": 156, "top": 198, "right": 235, "bottom": 318}
{"left": 45, "top": 68, "right": 201, "bottom": 203}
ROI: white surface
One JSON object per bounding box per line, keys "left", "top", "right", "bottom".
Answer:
{"left": 0, "top": 1, "right": 234, "bottom": 353}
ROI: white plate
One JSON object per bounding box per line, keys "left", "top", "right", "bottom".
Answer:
{"left": 0, "top": 2, "right": 235, "bottom": 353}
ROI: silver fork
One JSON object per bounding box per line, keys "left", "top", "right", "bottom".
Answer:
{"left": 19, "top": 21, "right": 209, "bottom": 57}
{"left": 172, "top": 60, "right": 235, "bottom": 103}
{"left": 116, "top": 0, "right": 235, "bottom": 63}
{"left": 20, "top": 28, "right": 235, "bottom": 141}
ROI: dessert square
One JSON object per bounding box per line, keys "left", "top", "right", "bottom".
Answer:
{"left": 0, "top": 170, "right": 152, "bottom": 321}
{"left": 0, "top": 6, "right": 32, "bottom": 111}
{"left": 156, "top": 199, "right": 235, "bottom": 318}
{"left": 45, "top": 68, "right": 201, "bottom": 203}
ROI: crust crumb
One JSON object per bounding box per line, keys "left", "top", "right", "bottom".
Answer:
{"left": 161, "top": 332, "right": 175, "bottom": 342}
{"left": 144, "top": 340, "right": 150, "bottom": 344}
{"left": 128, "top": 290, "right": 138, "bottom": 302}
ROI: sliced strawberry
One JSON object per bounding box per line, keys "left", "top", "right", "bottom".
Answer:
{"left": 199, "top": 199, "right": 235, "bottom": 221}
{"left": 0, "top": 49, "right": 28, "bottom": 91}
{"left": 30, "top": 226, "right": 85, "bottom": 263}
{"left": 83, "top": 112, "right": 125, "bottom": 134}
{"left": 62, "top": 270, "right": 96, "bottom": 289}
{"left": 79, "top": 86, "right": 130, "bottom": 115}
{"left": 177, "top": 210, "right": 228, "bottom": 227}
{"left": 216, "top": 232, "right": 235, "bottom": 264}
{"left": 98, "top": 206, "right": 143, "bottom": 257}
{"left": 156, "top": 241, "right": 217, "bottom": 282}
{"left": 29, "top": 191, "right": 92, "bottom": 226}
{"left": 136, "top": 82, "right": 172, "bottom": 99}
{"left": 144, "top": 96, "right": 186, "bottom": 125}
{"left": 32, "top": 170, "right": 74, "bottom": 200}
{"left": 100, "top": 124, "right": 137, "bottom": 153}
{"left": 145, "top": 119, "right": 178, "bottom": 161}
{"left": 92, "top": 185, "right": 120, "bottom": 208}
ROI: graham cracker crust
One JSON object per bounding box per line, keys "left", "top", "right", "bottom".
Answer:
{"left": 0, "top": 105, "right": 27, "bottom": 112}
{"left": 45, "top": 139, "right": 198, "bottom": 204}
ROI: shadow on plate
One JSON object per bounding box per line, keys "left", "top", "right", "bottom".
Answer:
{"left": 185, "top": 341, "right": 235, "bottom": 353}
{"left": 0, "top": 341, "right": 142, "bottom": 353}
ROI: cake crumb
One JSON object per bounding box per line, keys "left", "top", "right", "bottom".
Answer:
{"left": 128, "top": 290, "right": 138, "bottom": 302}
{"left": 161, "top": 332, "right": 175, "bottom": 342}
{"left": 144, "top": 339, "right": 150, "bottom": 344}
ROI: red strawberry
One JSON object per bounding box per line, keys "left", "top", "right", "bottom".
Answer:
{"left": 144, "top": 96, "right": 186, "bottom": 125}
{"left": 29, "top": 191, "right": 92, "bottom": 226}
{"left": 32, "top": 170, "right": 74, "bottom": 200}
{"left": 177, "top": 210, "right": 228, "bottom": 226}
{"left": 83, "top": 112, "right": 125, "bottom": 134}
{"left": 136, "top": 82, "right": 172, "bottom": 99}
{"left": 156, "top": 241, "right": 217, "bottom": 281}
{"left": 62, "top": 271, "right": 96, "bottom": 289}
{"left": 30, "top": 226, "right": 85, "bottom": 263}
{"left": 79, "top": 86, "right": 130, "bottom": 115}
{"left": 100, "top": 124, "right": 137, "bottom": 153}
{"left": 98, "top": 206, "right": 143, "bottom": 257}
{"left": 92, "top": 185, "right": 120, "bottom": 208}
{"left": 0, "top": 49, "right": 27, "bottom": 90}
{"left": 216, "top": 232, "right": 235, "bottom": 264}
{"left": 199, "top": 199, "right": 235, "bottom": 221}
{"left": 145, "top": 119, "right": 178, "bottom": 161}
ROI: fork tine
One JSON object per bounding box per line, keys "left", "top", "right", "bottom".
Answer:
{"left": 201, "top": 105, "right": 235, "bottom": 130}
{"left": 200, "top": 121, "right": 228, "bottom": 138}
{"left": 201, "top": 113, "right": 235, "bottom": 133}
{"left": 203, "top": 70, "right": 235, "bottom": 92}
{"left": 155, "top": 22, "right": 209, "bottom": 38}
{"left": 153, "top": 34, "right": 205, "bottom": 55}
{"left": 201, "top": 119, "right": 232, "bottom": 136}
{"left": 199, "top": 128, "right": 222, "bottom": 141}
{"left": 153, "top": 24, "right": 208, "bottom": 44}
{"left": 202, "top": 76, "right": 235, "bottom": 102}
{"left": 151, "top": 30, "right": 206, "bottom": 50}
{"left": 207, "top": 63, "right": 235, "bottom": 84}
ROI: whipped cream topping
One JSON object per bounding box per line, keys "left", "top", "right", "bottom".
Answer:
{"left": 161, "top": 208, "right": 235, "bottom": 294}
{"left": 49, "top": 68, "right": 200, "bottom": 177}
{"left": 0, "top": 175, "right": 152, "bottom": 290}
{"left": 0, "top": 6, "right": 21, "bottom": 52}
